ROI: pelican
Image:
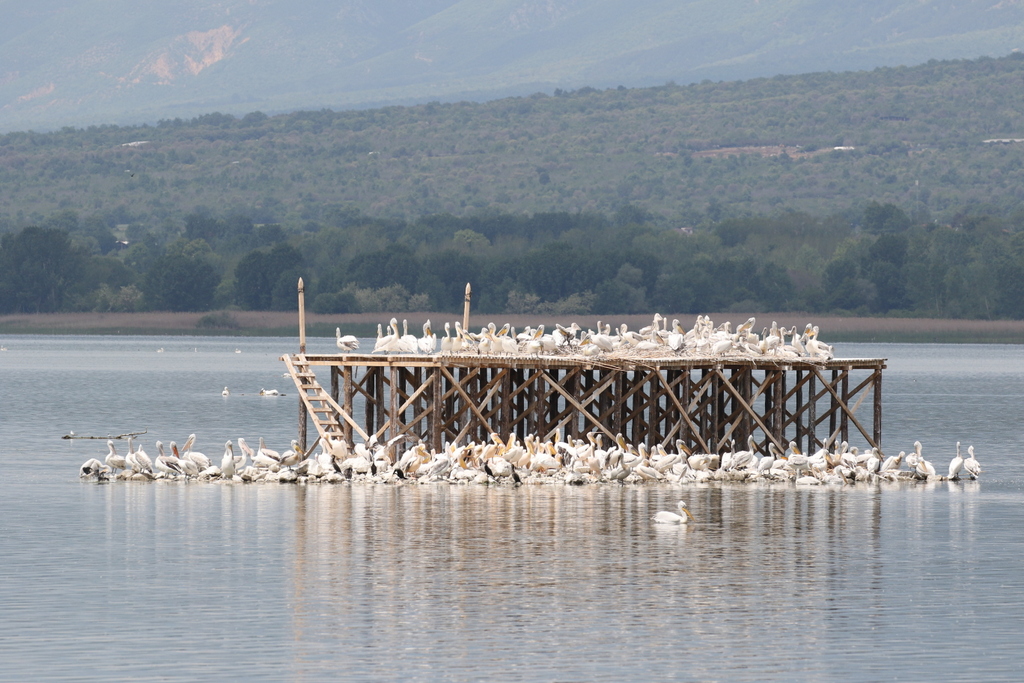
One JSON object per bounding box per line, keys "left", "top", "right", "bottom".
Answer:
{"left": 104, "top": 440, "right": 127, "bottom": 472}
{"left": 336, "top": 327, "right": 360, "bottom": 352}
{"left": 237, "top": 437, "right": 255, "bottom": 462}
{"left": 220, "top": 441, "right": 237, "bottom": 478}
{"left": 373, "top": 319, "right": 403, "bottom": 353}
{"left": 653, "top": 501, "right": 696, "bottom": 525}
{"left": 418, "top": 320, "right": 437, "bottom": 354}
{"left": 170, "top": 441, "right": 199, "bottom": 477}
{"left": 257, "top": 436, "right": 280, "bottom": 462}
{"left": 441, "top": 322, "right": 454, "bottom": 354}
{"left": 785, "top": 441, "right": 809, "bottom": 477}
{"left": 130, "top": 437, "right": 153, "bottom": 473}
{"left": 948, "top": 442, "right": 964, "bottom": 480}
{"left": 79, "top": 458, "right": 109, "bottom": 479}
{"left": 399, "top": 319, "right": 419, "bottom": 353}
{"left": 279, "top": 440, "right": 303, "bottom": 469}
{"left": 222, "top": 386, "right": 230, "bottom": 397}
{"left": 259, "top": 388, "right": 280, "bottom": 396}
{"left": 154, "top": 440, "right": 183, "bottom": 476}
{"left": 963, "top": 446, "right": 982, "bottom": 479}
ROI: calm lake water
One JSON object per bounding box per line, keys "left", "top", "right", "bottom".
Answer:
{"left": 1, "top": 337, "right": 1022, "bottom": 682}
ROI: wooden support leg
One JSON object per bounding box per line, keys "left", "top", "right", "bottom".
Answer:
{"left": 873, "top": 369, "right": 883, "bottom": 449}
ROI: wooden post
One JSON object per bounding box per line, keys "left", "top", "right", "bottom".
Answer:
{"left": 841, "top": 368, "right": 850, "bottom": 444}
{"left": 343, "top": 366, "right": 353, "bottom": 443}
{"left": 297, "top": 277, "right": 306, "bottom": 355}
{"left": 296, "top": 278, "right": 307, "bottom": 450}
{"left": 829, "top": 369, "right": 838, "bottom": 445}
{"left": 873, "top": 368, "right": 883, "bottom": 449}
{"left": 298, "top": 396, "right": 307, "bottom": 453}
{"left": 463, "top": 283, "right": 472, "bottom": 332}
{"left": 807, "top": 372, "right": 816, "bottom": 454}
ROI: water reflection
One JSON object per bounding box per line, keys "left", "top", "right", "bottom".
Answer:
{"left": 4, "top": 338, "right": 1024, "bottom": 681}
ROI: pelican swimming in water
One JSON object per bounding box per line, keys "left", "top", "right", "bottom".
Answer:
{"left": 653, "top": 501, "right": 696, "bottom": 525}
{"left": 222, "top": 386, "right": 230, "bottom": 397}
{"left": 259, "top": 388, "right": 280, "bottom": 396}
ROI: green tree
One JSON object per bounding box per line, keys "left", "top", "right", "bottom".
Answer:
{"left": 0, "top": 227, "right": 85, "bottom": 313}
{"left": 143, "top": 254, "right": 220, "bottom": 311}
{"left": 863, "top": 202, "right": 911, "bottom": 234}
{"left": 234, "top": 243, "right": 304, "bottom": 310}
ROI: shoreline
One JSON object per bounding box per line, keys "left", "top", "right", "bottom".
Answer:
{"left": 1, "top": 310, "right": 1023, "bottom": 343}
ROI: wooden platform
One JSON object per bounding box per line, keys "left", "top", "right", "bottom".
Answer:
{"left": 283, "top": 353, "right": 886, "bottom": 456}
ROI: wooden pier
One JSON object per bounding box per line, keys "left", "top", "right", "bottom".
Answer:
{"left": 282, "top": 353, "right": 886, "bottom": 456}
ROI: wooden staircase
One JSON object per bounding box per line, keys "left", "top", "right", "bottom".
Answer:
{"left": 281, "top": 354, "right": 368, "bottom": 451}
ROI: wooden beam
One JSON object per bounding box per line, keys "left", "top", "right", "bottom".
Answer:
{"left": 809, "top": 367, "right": 878, "bottom": 448}
{"left": 654, "top": 369, "right": 710, "bottom": 454}
{"left": 713, "top": 368, "right": 787, "bottom": 453}
{"left": 439, "top": 365, "right": 498, "bottom": 439}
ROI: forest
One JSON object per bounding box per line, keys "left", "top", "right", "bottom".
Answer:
{"left": 4, "top": 53, "right": 1024, "bottom": 319}
{"left": 1, "top": 201, "right": 1021, "bottom": 320}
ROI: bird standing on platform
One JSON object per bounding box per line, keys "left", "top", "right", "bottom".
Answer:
{"left": 336, "top": 328, "right": 360, "bottom": 352}
{"left": 418, "top": 321, "right": 437, "bottom": 354}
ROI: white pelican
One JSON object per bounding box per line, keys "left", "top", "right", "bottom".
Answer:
{"left": 257, "top": 436, "right": 280, "bottom": 462}
{"left": 154, "top": 440, "right": 183, "bottom": 476}
{"left": 440, "top": 322, "right": 454, "bottom": 354}
{"left": 963, "top": 446, "right": 982, "bottom": 479}
{"left": 79, "top": 458, "right": 109, "bottom": 479}
{"left": 220, "top": 441, "right": 236, "bottom": 478}
{"left": 399, "top": 319, "right": 418, "bottom": 353}
{"left": 336, "top": 328, "right": 360, "bottom": 352}
{"left": 222, "top": 386, "right": 230, "bottom": 397}
{"left": 170, "top": 442, "right": 199, "bottom": 477}
{"left": 237, "top": 437, "right": 255, "bottom": 461}
{"left": 130, "top": 437, "right": 153, "bottom": 473}
{"left": 418, "top": 320, "right": 437, "bottom": 354}
{"left": 104, "top": 440, "right": 126, "bottom": 472}
{"left": 279, "top": 440, "right": 303, "bottom": 468}
{"left": 948, "top": 442, "right": 964, "bottom": 480}
{"left": 653, "top": 501, "right": 696, "bottom": 524}
{"left": 373, "top": 319, "right": 403, "bottom": 353}
{"left": 259, "top": 388, "right": 280, "bottom": 396}
{"left": 182, "top": 434, "right": 211, "bottom": 470}
{"left": 785, "top": 441, "right": 809, "bottom": 477}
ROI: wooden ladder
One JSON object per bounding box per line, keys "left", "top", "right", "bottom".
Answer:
{"left": 282, "top": 354, "right": 369, "bottom": 448}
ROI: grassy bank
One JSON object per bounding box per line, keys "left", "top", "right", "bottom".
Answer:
{"left": 1, "top": 311, "right": 1023, "bottom": 344}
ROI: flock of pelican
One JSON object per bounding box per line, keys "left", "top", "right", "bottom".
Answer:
{"left": 340, "top": 315, "right": 834, "bottom": 360}
{"left": 80, "top": 431, "right": 982, "bottom": 489}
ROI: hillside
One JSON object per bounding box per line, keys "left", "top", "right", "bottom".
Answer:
{"left": 3, "top": 0, "right": 1024, "bottom": 132}
{"left": 4, "top": 54, "right": 1024, "bottom": 231}
{"left": 4, "top": 55, "right": 1024, "bottom": 322}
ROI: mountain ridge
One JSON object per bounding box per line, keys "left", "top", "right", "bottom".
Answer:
{"left": 3, "top": 0, "right": 1024, "bottom": 132}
